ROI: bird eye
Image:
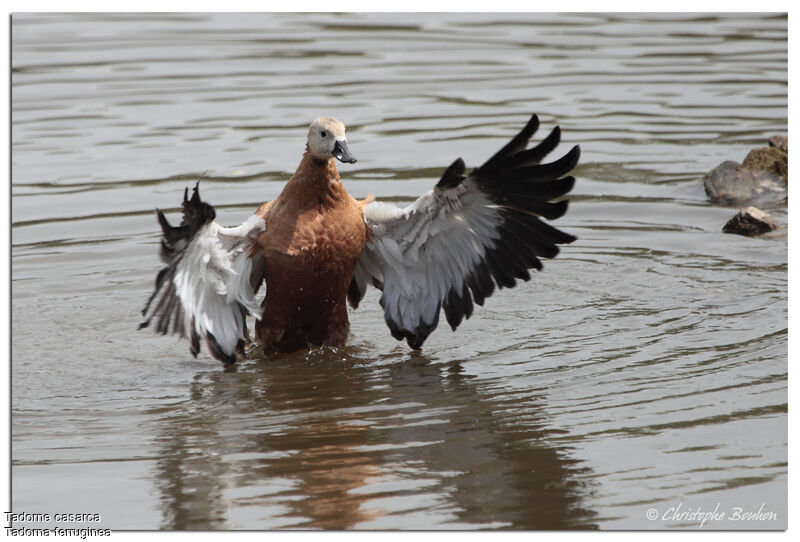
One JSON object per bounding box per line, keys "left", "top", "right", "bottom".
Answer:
{"left": 320, "top": 130, "right": 327, "bottom": 138}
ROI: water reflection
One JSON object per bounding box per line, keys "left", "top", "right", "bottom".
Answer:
{"left": 152, "top": 349, "right": 597, "bottom": 529}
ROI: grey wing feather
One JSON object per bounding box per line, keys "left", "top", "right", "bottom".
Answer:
{"left": 348, "top": 114, "right": 578, "bottom": 349}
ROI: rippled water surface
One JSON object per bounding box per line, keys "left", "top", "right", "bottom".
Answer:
{"left": 11, "top": 13, "right": 787, "bottom": 530}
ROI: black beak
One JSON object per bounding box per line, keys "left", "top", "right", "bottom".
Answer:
{"left": 332, "top": 139, "right": 357, "bottom": 163}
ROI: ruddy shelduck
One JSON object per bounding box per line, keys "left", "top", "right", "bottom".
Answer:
{"left": 140, "top": 114, "right": 580, "bottom": 364}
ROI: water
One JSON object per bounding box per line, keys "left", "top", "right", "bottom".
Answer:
{"left": 10, "top": 13, "right": 787, "bottom": 530}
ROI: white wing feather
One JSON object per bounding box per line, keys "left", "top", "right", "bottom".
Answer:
{"left": 173, "top": 214, "right": 265, "bottom": 359}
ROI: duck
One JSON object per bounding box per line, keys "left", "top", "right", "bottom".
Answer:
{"left": 140, "top": 114, "right": 580, "bottom": 364}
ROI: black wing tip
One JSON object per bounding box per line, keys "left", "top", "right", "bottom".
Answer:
{"left": 477, "top": 117, "right": 579, "bottom": 185}
{"left": 567, "top": 144, "right": 581, "bottom": 165}
{"left": 436, "top": 157, "right": 467, "bottom": 189}
{"left": 529, "top": 125, "right": 561, "bottom": 163}
{"left": 443, "top": 287, "right": 474, "bottom": 331}
{"left": 546, "top": 199, "right": 570, "bottom": 220}
{"left": 521, "top": 113, "right": 540, "bottom": 138}
{"left": 386, "top": 307, "right": 441, "bottom": 350}
{"left": 190, "top": 325, "right": 201, "bottom": 358}
{"left": 562, "top": 176, "right": 577, "bottom": 194}
{"left": 205, "top": 332, "right": 238, "bottom": 365}
{"left": 153, "top": 182, "right": 216, "bottom": 249}
{"left": 555, "top": 144, "right": 580, "bottom": 178}
{"left": 478, "top": 114, "right": 543, "bottom": 173}
{"left": 347, "top": 277, "right": 364, "bottom": 309}
{"left": 405, "top": 334, "right": 424, "bottom": 350}
{"left": 189, "top": 181, "right": 201, "bottom": 204}
{"left": 181, "top": 181, "right": 216, "bottom": 226}
{"left": 155, "top": 207, "right": 167, "bottom": 225}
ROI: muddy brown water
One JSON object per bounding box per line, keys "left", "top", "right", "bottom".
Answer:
{"left": 11, "top": 13, "right": 787, "bottom": 529}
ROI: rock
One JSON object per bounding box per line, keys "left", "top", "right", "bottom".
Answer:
{"left": 703, "top": 160, "right": 786, "bottom": 202}
{"left": 742, "top": 146, "right": 787, "bottom": 183}
{"left": 768, "top": 135, "right": 788, "bottom": 153}
{"left": 722, "top": 206, "right": 778, "bottom": 236}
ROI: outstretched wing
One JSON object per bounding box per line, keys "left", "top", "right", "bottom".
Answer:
{"left": 348, "top": 114, "right": 578, "bottom": 348}
{"left": 139, "top": 183, "right": 266, "bottom": 364}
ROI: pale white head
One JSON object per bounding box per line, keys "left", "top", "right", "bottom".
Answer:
{"left": 307, "top": 116, "right": 357, "bottom": 163}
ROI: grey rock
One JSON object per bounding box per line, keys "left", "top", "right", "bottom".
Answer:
{"left": 722, "top": 206, "right": 778, "bottom": 237}
{"left": 703, "top": 160, "right": 786, "bottom": 203}
{"left": 743, "top": 146, "right": 787, "bottom": 183}
{"left": 768, "top": 135, "right": 788, "bottom": 153}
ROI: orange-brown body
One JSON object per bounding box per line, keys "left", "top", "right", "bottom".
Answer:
{"left": 253, "top": 151, "right": 369, "bottom": 353}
